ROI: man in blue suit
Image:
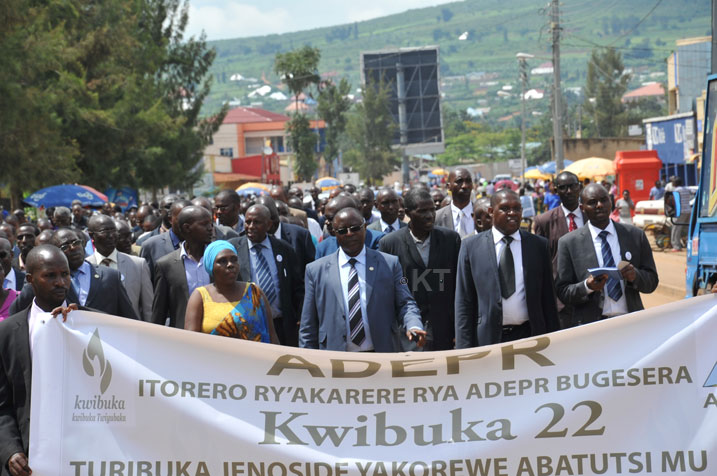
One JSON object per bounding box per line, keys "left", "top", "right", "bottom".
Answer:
{"left": 300, "top": 208, "right": 425, "bottom": 352}
{"left": 315, "top": 195, "right": 384, "bottom": 259}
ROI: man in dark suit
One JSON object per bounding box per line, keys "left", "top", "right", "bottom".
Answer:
{"left": 136, "top": 194, "right": 179, "bottom": 246}
{"left": 316, "top": 196, "right": 384, "bottom": 259}
{"left": 300, "top": 207, "right": 425, "bottom": 352}
{"left": 0, "top": 246, "right": 83, "bottom": 476}
{"left": 379, "top": 188, "right": 461, "bottom": 351}
{"left": 556, "top": 184, "right": 658, "bottom": 326}
{"left": 9, "top": 229, "right": 137, "bottom": 319}
{"left": 152, "top": 206, "right": 213, "bottom": 328}
{"left": 455, "top": 189, "right": 559, "bottom": 348}
{"left": 140, "top": 199, "right": 191, "bottom": 282}
{"left": 228, "top": 204, "right": 303, "bottom": 346}
{"left": 367, "top": 188, "right": 406, "bottom": 234}
{"left": 533, "top": 171, "right": 584, "bottom": 328}
{"left": 435, "top": 168, "right": 475, "bottom": 238}
{"left": 254, "top": 196, "right": 315, "bottom": 277}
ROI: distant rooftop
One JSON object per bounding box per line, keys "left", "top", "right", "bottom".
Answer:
{"left": 223, "top": 107, "right": 290, "bottom": 124}
{"left": 622, "top": 83, "right": 665, "bottom": 102}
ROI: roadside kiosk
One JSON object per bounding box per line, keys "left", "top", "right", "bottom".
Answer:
{"left": 614, "top": 150, "right": 663, "bottom": 203}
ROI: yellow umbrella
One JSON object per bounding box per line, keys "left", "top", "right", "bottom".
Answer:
{"left": 564, "top": 157, "right": 615, "bottom": 179}
{"left": 523, "top": 168, "right": 552, "bottom": 180}
{"left": 235, "top": 182, "right": 270, "bottom": 196}
{"left": 431, "top": 168, "right": 448, "bottom": 176}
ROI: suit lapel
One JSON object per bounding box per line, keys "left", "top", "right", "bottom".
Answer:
{"left": 613, "top": 223, "right": 634, "bottom": 262}
{"left": 269, "top": 237, "right": 286, "bottom": 293}
{"left": 402, "top": 228, "right": 426, "bottom": 270}
{"left": 14, "top": 310, "right": 32, "bottom": 394}
{"left": 364, "top": 250, "right": 377, "bottom": 306}
{"left": 173, "top": 252, "right": 190, "bottom": 300}
{"left": 86, "top": 264, "right": 101, "bottom": 307}
{"left": 580, "top": 226, "right": 600, "bottom": 269}
{"left": 326, "top": 252, "right": 344, "bottom": 309}
{"left": 236, "top": 237, "right": 252, "bottom": 282}
{"left": 553, "top": 207, "right": 568, "bottom": 236}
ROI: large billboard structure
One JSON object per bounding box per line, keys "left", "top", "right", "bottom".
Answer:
{"left": 361, "top": 46, "right": 444, "bottom": 182}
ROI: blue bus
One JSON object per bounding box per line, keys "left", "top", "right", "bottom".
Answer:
{"left": 686, "top": 74, "right": 717, "bottom": 296}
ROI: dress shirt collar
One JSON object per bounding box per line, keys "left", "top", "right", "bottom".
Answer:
{"left": 94, "top": 248, "right": 119, "bottom": 266}
{"left": 4, "top": 267, "right": 16, "bottom": 290}
{"left": 249, "top": 235, "right": 272, "bottom": 250}
{"left": 587, "top": 220, "right": 617, "bottom": 241}
{"left": 338, "top": 246, "right": 367, "bottom": 268}
{"left": 180, "top": 242, "right": 204, "bottom": 264}
{"left": 409, "top": 227, "right": 430, "bottom": 244}
{"left": 491, "top": 226, "right": 521, "bottom": 245}
{"left": 451, "top": 200, "right": 473, "bottom": 218}
{"left": 29, "top": 298, "right": 67, "bottom": 357}
{"left": 561, "top": 204, "right": 583, "bottom": 221}
{"left": 379, "top": 218, "right": 400, "bottom": 232}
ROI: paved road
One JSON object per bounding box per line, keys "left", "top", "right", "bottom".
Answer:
{"left": 641, "top": 247, "right": 688, "bottom": 309}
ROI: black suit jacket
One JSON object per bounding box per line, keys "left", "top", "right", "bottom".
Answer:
{"left": 9, "top": 264, "right": 137, "bottom": 319}
{"left": 0, "top": 305, "right": 92, "bottom": 474}
{"left": 555, "top": 222, "right": 659, "bottom": 325}
{"left": 455, "top": 229, "right": 559, "bottom": 348}
{"left": 379, "top": 225, "right": 461, "bottom": 350}
{"left": 151, "top": 249, "right": 189, "bottom": 328}
{"left": 229, "top": 235, "right": 304, "bottom": 346}
{"left": 279, "top": 223, "right": 315, "bottom": 277}
{"left": 140, "top": 232, "right": 178, "bottom": 283}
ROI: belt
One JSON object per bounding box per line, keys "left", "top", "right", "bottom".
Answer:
{"left": 502, "top": 321, "right": 530, "bottom": 333}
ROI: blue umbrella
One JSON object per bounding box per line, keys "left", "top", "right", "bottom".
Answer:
{"left": 23, "top": 184, "right": 108, "bottom": 208}
{"left": 539, "top": 160, "right": 574, "bottom": 175}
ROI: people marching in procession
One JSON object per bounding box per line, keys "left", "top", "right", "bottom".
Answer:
{"left": 0, "top": 174, "right": 661, "bottom": 475}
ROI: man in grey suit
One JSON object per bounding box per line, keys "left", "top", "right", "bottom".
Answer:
{"left": 455, "top": 190, "right": 558, "bottom": 348}
{"left": 556, "top": 184, "right": 659, "bottom": 326}
{"left": 367, "top": 188, "right": 406, "bottom": 234}
{"left": 87, "top": 214, "right": 153, "bottom": 321}
{"left": 435, "top": 168, "right": 475, "bottom": 238}
{"left": 300, "top": 207, "right": 425, "bottom": 352}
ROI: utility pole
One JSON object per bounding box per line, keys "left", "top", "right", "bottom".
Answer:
{"left": 517, "top": 53, "right": 533, "bottom": 185}
{"left": 551, "top": 0, "right": 564, "bottom": 171}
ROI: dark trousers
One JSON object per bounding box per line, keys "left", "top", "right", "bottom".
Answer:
{"left": 500, "top": 321, "right": 531, "bottom": 342}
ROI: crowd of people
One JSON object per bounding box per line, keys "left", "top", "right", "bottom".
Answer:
{"left": 0, "top": 170, "right": 664, "bottom": 475}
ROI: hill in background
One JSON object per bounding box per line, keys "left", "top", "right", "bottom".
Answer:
{"left": 204, "top": 0, "right": 710, "bottom": 121}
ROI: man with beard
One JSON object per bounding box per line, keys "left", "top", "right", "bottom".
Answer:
{"left": 379, "top": 188, "right": 461, "bottom": 350}
{"left": 455, "top": 189, "right": 558, "bottom": 348}
{"left": 556, "top": 184, "right": 658, "bottom": 326}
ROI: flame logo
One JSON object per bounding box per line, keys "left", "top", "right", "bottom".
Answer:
{"left": 82, "top": 329, "right": 112, "bottom": 394}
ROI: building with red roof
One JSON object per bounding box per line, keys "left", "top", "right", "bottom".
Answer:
{"left": 622, "top": 83, "right": 666, "bottom": 103}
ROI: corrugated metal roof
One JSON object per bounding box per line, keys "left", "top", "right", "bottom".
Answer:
{"left": 222, "top": 107, "right": 290, "bottom": 124}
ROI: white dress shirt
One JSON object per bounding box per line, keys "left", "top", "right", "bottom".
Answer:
{"left": 451, "top": 201, "right": 475, "bottom": 237}
{"left": 492, "top": 227, "right": 529, "bottom": 326}
{"left": 338, "top": 247, "right": 374, "bottom": 352}
{"left": 586, "top": 221, "right": 628, "bottom": 316}
{"left": 92, "top": 249, "right": 119, "bottom": 270}
{"left": 561, "top": 205, "right": 584, "bottom": 230}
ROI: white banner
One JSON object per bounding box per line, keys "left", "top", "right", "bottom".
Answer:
{"left": 29, "top": 296, "right": 717, "bottom": 476}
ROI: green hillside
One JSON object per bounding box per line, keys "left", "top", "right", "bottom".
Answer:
{"left": 204, "top": 0, "right": 710, "bottom": 118}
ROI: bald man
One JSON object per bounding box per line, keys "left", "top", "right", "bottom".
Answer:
{"left": 0, "top": 246, "right": 82, "bottom": 476}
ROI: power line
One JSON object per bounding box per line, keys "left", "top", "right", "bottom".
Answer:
{"left": 607, "top": 0, "right": 664, "bottom": 46}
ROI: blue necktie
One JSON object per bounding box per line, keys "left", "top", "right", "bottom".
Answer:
{"left": 598, "top": 230, "right": 623, "bottom": 302}
{"left": 252, "top": 244, "right": 277, "bottom": 306}
{"left": 385, "top": 224, "right": 394, "bottom": 233}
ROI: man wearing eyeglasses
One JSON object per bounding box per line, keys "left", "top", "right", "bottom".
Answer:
{"left": 9, "top": 229, "right": 138, "bottom": 320}
{"left": 300, "top": 207, "right": 426, "bottom": 352}
{"left": 533, "top": 172, "right": 584, "bottom": 328}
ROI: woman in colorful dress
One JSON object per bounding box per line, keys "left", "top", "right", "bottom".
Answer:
{"left": 184, "top": 240, "right": 279, "bottom": 344}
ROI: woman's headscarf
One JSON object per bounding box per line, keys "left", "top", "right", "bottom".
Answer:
{"left": 203, "top": 240, "right": 237, "bottom": 277}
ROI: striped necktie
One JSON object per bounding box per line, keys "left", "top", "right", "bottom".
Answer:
{"left": 598, "top": 230, "right": 623, "bottom": 302}
{"left": 252, "top": 244, "right": 278, "bottom": 306}
{"left": 347, "top": 258, "right": 365, "bottom": 346}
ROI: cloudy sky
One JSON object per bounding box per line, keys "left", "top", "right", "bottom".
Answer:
{"left": 187, "top": 0, "right": 458, "bottom": 41}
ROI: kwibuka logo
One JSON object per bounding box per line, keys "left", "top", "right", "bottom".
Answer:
{"left": 82, "top": 329, "right": 112, "bottom": 394}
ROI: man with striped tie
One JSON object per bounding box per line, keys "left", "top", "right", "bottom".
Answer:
{"left": 299, "top": 207, "right": 425, "bottom": 352}
{"left": 556, "top": 184, "right": 658, "bottom": 326}
{"left": 228, "top": 205, "right": 303, "bottom": 347}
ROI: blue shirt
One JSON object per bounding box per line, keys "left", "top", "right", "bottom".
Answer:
{"left": 544, "top": 192, "right": 561, "bottom": 210}
{"left": 71, "top": 261, "right": 92, "bottom": 306}
{"left": 649, "top": 186, "right": 665, "bottom": 200}
{"left": 248, "top": 236, "right": 281, "bottom": 316}
{"left": 180, "top": 242, "right": 209, "bottom": 297}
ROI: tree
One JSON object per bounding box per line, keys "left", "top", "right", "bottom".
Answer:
{"left": 583, "top": 48, "right": 630, "bottom": 138}
{"left": 343, "top": 80, "right": 397, "bottom": 183}
{"left": 275, "top": 46, "right": 322, "bottom": 180}
{"left": 317, "top": 78, "right": 352, "bottom": 175}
